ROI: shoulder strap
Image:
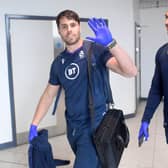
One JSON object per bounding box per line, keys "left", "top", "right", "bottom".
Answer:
{"left": 86, "top": 42, "right": 95, "bottom": 126}
{"left": 83, "top": 40, "right": 92, "bottom": 54}
{"left": 103, "top": 68, "right": 115, "bottom": 108}
{"left": 86, "top": 40, "right": 115, "bottom": 130}
{"left": 83, "top": 40, "right": 96, "bottom": 66}
{"left": 84, "top": 40, "right": 114, "bottom": 106}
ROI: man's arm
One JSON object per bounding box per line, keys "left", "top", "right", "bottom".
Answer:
{"left": 86, "top": 18, "right": 137, "bottom": 77}
{"left": 31, "top": 83, "right": 60, "bottom": 126}
{"left": 138, "top": 52, "right": 163, "bottom": 142}
{"left": 106, "top": 44, "right": 137, "bottom": 77}
{"left": 141, "top": 56, "right": 163, "bottom": 123}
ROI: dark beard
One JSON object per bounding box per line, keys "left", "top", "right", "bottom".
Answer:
{"left": 65, "top": 36, "right": 80, "bottom": 46}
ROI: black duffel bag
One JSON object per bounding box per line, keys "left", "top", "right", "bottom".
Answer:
{"left": 93, "top": 108, "right": 129, "bottom": 168}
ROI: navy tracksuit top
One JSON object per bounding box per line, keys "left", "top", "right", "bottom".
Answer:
{"left": 28, "top": 129, "right": 70, "bottom": 168}
{"left": 142, "top": 43, "right": 168, "bottom": 141}
{"left": 49, "top": 41, "right": 112, "bottom": 128}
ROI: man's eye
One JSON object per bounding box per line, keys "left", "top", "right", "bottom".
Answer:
{"left": 71, "top": 23, "right": 76, "bottom": 27}
{"left": 60, "top": 25, "right": 67, "bottom": 30}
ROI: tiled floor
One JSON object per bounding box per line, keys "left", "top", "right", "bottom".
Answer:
{"left": 0, "top": 100, "right": 167, "bottom": 168}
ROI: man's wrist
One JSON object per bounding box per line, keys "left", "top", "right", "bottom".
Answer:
{"left": 107, "top": 39, "right": 117, "bottom": 49}
{"left": 31, "top": 122, "right": 38, "bottom": 127}
{"left": 31, "top": 124, "right": 37, "bottom": 127}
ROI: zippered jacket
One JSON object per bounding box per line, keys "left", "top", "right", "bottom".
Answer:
{"left": 28, "top": 129, "right": 70, "bottom": 168}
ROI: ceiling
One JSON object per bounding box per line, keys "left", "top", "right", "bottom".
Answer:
{"left": 139, "top": 0, "right": 168, "bottom": 8}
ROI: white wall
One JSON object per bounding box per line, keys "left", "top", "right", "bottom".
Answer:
{"left": 11, "top": 20, "right": 57, "bottom": 133}
{"left": 133, "top": 0, "right": 140, "bottom": 23}
{"left": 0, "top": 0, "right": 136, "bottom": 145}
{"left": 140, "top": 7, "right": 168, "bottom": 98}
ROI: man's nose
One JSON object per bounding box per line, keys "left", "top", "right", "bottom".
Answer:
{"left": 67, "top": 26, "right": 72, "bottom": 32}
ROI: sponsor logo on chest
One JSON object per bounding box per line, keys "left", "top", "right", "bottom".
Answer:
{"left": 65, "top": 63, "right": 79, "bottom": 80}
{"left": 63, "top": 50, "right": 85, "bottom": 80}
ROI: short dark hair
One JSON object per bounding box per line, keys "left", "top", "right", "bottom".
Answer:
{"left": 56, "top": 9, "right": 80, "bottom": 28}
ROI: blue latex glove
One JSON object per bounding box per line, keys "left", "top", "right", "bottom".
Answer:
{"left": 138, "top": 121, "right": 149, "bottom": 141}
{"left": 86, "top": 18, "right": 113, "bottom": 46}
{"left": 28, "top": 124, "right": 38, "bottom": 142}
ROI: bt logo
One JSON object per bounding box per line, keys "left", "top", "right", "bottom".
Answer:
{"left": 65, "top": 63, "right": 79, "bottom": 80}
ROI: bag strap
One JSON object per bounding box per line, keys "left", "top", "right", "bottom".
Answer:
{"left": 84, "top": 40, "right": 114, "bottom": 105}
{"left": 103, "top": 67, "right": 115, "bottom": 109}
{"left": 86, "top": 43, "right": 95, "bottom": 126}
{"left": 86, "top": 41, "right": 115, "bottom": 129}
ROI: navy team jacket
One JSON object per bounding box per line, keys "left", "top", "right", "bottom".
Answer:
{"left": 28, "top": 129, "right": 70, "bottom": 168}
{"left": 142, "top": 43, "right": 168, "bottom": 143}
